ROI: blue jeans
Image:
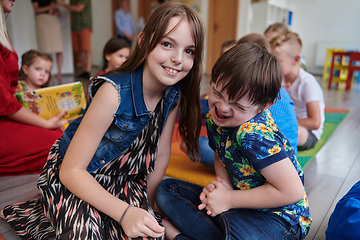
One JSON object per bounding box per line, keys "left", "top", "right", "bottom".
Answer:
{"left": 156, "top": 179, "right": 301, "bottom": 240}
{"left": 188, "top": 136, "right": 214, "bottom": 169}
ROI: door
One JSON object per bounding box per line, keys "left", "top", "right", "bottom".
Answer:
{"left": 206, "top": 0, "right": 238, "bottom": 75}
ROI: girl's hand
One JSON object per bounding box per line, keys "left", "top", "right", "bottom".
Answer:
{"left": 46, "top": 110, "right": 68, "bottom": 129}
{"left": 121, "top": 206, "right": 165, "bottom": 238}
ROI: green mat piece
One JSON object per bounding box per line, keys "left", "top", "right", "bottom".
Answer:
{"left": 298, "top": 112, "right": 348, "bottom": 169}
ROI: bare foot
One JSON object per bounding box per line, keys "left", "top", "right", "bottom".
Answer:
{"left": 162, "top": 218, "right": 181, "bottom": 240}
{"left": 0, "top": 209, "right": 5, "bottom": 219}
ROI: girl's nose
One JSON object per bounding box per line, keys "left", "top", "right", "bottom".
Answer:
{"left": 171, "top": 50, "right": 182, "bottom": 65}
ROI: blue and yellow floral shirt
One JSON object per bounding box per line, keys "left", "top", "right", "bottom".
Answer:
{"left": 206, "top": 110, "right": 312, "bottom": 239}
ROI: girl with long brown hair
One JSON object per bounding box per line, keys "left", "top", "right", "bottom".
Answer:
{"left": 2, "top": 2, "right": 204, "bottom": 239}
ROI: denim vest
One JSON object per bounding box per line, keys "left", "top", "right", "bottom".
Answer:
{"left": 59, "top": 67, "right": 180, "bottom": 172}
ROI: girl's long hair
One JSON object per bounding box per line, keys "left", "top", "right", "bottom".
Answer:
{"left": 0, "top": 0, "right": 13, "bottom": 51}
{"left": 108, "top": 1, "right": 204, "bottom": 158}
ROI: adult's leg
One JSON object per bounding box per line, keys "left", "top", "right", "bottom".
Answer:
{"left": 156, "top": 179, "right": 223, "bottom": 240}
{"left": 85, "top": 50, "right": 93, "bottom": 73}
{"left": 56, "top": 52, "right": 63, "bottom": 84}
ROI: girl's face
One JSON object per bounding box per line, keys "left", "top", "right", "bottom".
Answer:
{"left": 105, "top": 47, "right": 130, "bottom": 71}
{"left": 208, "top": 82, "right": 262, "bottom": 128}
{"left": 143, "top": 16, "right": 195, "bottom": 90}
{"left": 23, "top": 57, "right": 52, "bottom": 89}
{"left": 2, "top": 0, "right": 14, "bottom": 13}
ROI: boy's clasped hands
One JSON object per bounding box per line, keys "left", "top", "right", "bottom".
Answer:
{"left": 198, "top": 176, "right": 233, "bottom": 217}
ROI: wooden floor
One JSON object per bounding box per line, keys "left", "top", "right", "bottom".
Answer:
{"left": 1, "top": 74, "right": 360, "bottom": 239}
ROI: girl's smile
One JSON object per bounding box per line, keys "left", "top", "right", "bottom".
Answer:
{"left": 162, "top": 66, "right": 180, "bottom": 75}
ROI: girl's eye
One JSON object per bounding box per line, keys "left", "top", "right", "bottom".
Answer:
{"left": 162, "top": 42, "right": 171, "bottom": 48}
{"left": 185, "top": 49, "right": 194, "bottom": 55}
{"left": 46, "top": 71, "right": 50, "bottom": 74}
{"left": 36, "top": 68, "right": 40, "bottom": 71}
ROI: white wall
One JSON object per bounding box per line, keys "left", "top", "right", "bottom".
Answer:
{"left": 292, "top": 0, "right": 360, "bottom": 75}
{"left": 91, "top": 0, "right": 112, "bottom": 67}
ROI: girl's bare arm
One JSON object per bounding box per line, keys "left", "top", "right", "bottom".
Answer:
{"left": 59, "top": 82, "right": 163, "bottom": 238}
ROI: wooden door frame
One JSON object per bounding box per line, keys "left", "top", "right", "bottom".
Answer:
{"left": 206, "top": 0, "right": 238, "bottom": 75}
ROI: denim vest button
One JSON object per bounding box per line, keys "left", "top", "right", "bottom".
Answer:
{"left": 118, "top": 146, "right": 123, "bottom": 151}
{"left": 100, "top": 160, "right": 106, "bottom": 165}
{"left": 123, "top": 124, "right": 128, "bottom": 129}
{"left": 133, "top": 133, "right": 138, "bottom": 137}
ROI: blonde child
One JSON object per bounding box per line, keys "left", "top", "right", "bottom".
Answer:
{"left": 156, "top": 43, "right": 311, "bottom": 240}
{"left": 0, "top": 0, "right": 66, "bottom": 177}
{"left": 271, "top": 32, "right": 325, "bottom": 151}
{"left": 16, "top": 49, "right": 53, "bottom": 92}
{"left": 264, "top": 22, "right": 288, "bottom": 41}
{"left": 265, "top": 23, "right": 307, "bottom": 71}
{"left": 95, "top": 37, "right": 130, "bottom": 76}
{"left": 2, "top": 2, "right": 204, "bottom": 239}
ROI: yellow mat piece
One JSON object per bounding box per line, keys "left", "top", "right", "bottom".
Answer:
{"left": 165, "top": 136, "right": 216, "bottom": 187}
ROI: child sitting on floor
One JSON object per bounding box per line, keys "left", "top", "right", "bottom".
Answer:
{"left": 271, "top": 32, "right": 325, "bottom": 151}
{"left": 180, "top": 33, "right": 299, "bottom": 170}
{"left": 16, "top": 49, "right": 53, "bottom": 92}
{"left": 95, "top": 37, "right": 130, "bottom": 76}
{"left": 156, "top": 43, "right": 311, "bottom": 240}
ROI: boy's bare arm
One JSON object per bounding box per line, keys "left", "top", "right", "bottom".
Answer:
{"left": 200, "top": 158, "right": 304, "bottom": 216}
{"left": 297, "top": 101, "right": 321, "bottom": 130}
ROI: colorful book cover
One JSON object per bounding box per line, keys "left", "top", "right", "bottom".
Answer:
{"left": 15, "top": 82, "right": 86, "bottom": 121}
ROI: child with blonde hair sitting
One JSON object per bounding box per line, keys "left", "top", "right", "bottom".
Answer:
{"left": 271, "top": 32, "right": 325, "bottom": 150}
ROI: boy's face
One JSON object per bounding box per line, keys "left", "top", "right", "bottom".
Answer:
{"left": 208, "top": 82, "right": 262, "bottom": 128}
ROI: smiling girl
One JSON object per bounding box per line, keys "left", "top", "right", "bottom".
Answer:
{"left": 2, "top": 2, "right": 204, "bottom": 239}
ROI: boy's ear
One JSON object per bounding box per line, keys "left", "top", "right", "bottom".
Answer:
{"left": 22, "top": 65, "right": 29, "bottom": 75}
{"left": 294, "top": 55, "right": 301, "bottom": 65}
{"left": 137, "top": 32, "right": 144, "bottom": 48}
